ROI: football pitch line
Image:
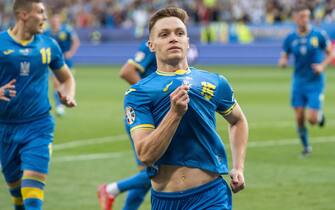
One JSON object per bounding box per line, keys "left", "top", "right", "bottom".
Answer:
{"left": 54, "top": 120, "right": 335, "bottom": 152}
{"left": 54, "top": 134, "right": 127, "bottom": 151}
{"left": 52, "top": 136, "right": 335, "bottom": 163}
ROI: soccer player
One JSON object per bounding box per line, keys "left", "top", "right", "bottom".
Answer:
{"left": 119, "top": 41, "right": 157, "bottom": 85}
{"left": 44, "top": 13, "right": 80, "bottom": 116}
{"left": 0, "top": 0, "right": 76, "bottom": 210}
{"left": 278, "top": 4, "right": 334, "bottom": 156}
{"left": 125, "top": 7, "right": 248, "bottom": 209}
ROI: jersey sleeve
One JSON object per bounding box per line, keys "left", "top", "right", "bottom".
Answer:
{"left": 128, "top": 43, "right": 155, "bottom": 75}
{"left": 319, "top": 30, "right": 331, "bottom": 50}
{"left": 282, "top": 35, "right": 291, "bottom": 55}
{"left": 49, "top": 38, "right": 66, "bottom": 71}
{"left": 124, "top": 88, "right": 155, "bottom": 133}
{"left": 67, "top": 25, "right": 78, "bottom": 40}
{"left": 215, "top": 75, "right": 236, "bottom": 116}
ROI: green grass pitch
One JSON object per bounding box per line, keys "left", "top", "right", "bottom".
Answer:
{"left": 1, "top": 65, "right": 335, "bottom": 210}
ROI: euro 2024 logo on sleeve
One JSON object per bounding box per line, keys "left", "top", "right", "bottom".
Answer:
{"left": 125, "top": 106, "right": 136, "bottom": 125}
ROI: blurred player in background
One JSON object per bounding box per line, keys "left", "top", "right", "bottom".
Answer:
{"left": 44, "top": 13, "right": 80, "bottom": 116}
{"left": 0, "top": 0, "right": 76, "bottom": 210}
{"left": 124, "top": 7, "right": 248, "bottom": 209}
{"left": 278, "top": 4, "right": 334, "bottom": 156}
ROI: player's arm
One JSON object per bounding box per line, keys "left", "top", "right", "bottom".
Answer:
{"left": 278, "top": 36, "right": 291, "bottom": 68}
{"left": 278, "top": 51, "right": 289, "bottom": 68}
{"left": 119, "top": 61, "right": 141, "bottom": 85}
{"left": 65, "top": 34, "right": 80, "bottom": 59}
{"left": 130, "top": 85, "right": 189, "bottom": 166}
{"left": 52, "top": 65, "right": 76, "bottom": 107}
{"left": 312, "top": 44, "right": 334, "bottom": 74}
{"left": 222, "top": 104, "right": 248, "bottom": 193}
{"left": 0, "top": 79, "right": 16, "bottom": 101}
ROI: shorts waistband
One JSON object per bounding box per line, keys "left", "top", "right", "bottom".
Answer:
{"left": 151, "top": 176, "right": 224, "bottom": 199}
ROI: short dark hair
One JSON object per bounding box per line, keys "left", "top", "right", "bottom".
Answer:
{"left": 292, "top": 4, "right": 310, "bottom": 13}
{"left": 13, "top": 0, "right": 42, "bottom": 17}
{"left": 148, "top": 7, "right": 189, "bottom": 35}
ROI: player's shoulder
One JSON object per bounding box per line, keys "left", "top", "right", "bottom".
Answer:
{"left": 284, "top": 31, "right": 297, "bottom": 41}
{"left": 37, "top": 34, "right": 60, "bottom": 47}
{"left": 0, "top": 30, "right": 10, "bottom": 42}
{"left": 134, "top": 72, "right": 158, "bottom": 88}
{"left": 37, "top": 33, "right": 55, "bottom": 42}
{"left": 137, "top": 41, "right": 152, "bottom": 55}
{"left": 0, "top": 31, "right": 11, "bottom": 52}
{"left": 0, "top": 30, "right": 8, "bottom": 38}
{"left": 125, "top": 73, "right": 158, "bottom": 96}
{"left": 138, "top": 40, "right": 149, "bottom": 49}
{"left": 311, "top": 27, "right": 328, "bottom": 37}
{"left": 63, "top": 24, "right": 74, "bottom": 32}
{"left": 191, "top": 67, "right": 221, "bottom": 80}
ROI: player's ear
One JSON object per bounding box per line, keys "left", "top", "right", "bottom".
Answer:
{"left": 148, "top": 40, "right": 155, "bottom": 52}
{"left": 19, "top": 10, "right": 30, "bottom": 21}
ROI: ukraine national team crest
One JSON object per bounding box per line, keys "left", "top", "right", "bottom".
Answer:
{"left": 20, "top": 61, "right": 30, "bottom": 76}
{"left": 59, "top": 32, "right": 67, "bottom": 41}
{"left": 311, "top": 37, "right": 319, "bottom": 47}
{"left": 125, "top": 106, "right": 135, "bottom": 125}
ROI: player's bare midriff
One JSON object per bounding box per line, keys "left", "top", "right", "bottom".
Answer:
{"left": 151, "top": 165, "right": 219, "bottom": 192}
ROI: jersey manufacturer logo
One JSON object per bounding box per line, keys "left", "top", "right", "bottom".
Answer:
{"left": 3, "top": 50, "right": 14, "bottom": 55}
{"left": 125, "top": 88, "right": 136, "bottom": 95}
{"left": 163, "top": 81, "right": 173, "bottom": 92}
{"left": 125, "top": 106, "right": 136, "bottom": 125}
{"left": 20, "top": 61, "right": 30, "bottom": 76}
{"left": 201, "top": 81, "right": 216, "bottom": 100}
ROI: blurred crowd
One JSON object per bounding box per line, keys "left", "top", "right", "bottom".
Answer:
{"left": 1, "top": 0, "right": 335, "bottom": 30}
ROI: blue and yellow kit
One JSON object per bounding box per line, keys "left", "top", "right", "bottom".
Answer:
{"left": 0, "top": 29, "right": 65, "bottom": 182}
{"left": 127, "top": 41, "right": 157, "bottom": 79}
{"left": 124, "top": 67, "right": 236, "bottom": 175}
{"left": 44, "top": 24, "right": 77, "bottom": 68}
{"left": 282, "top": 26, "right": 330, "bottom": 109}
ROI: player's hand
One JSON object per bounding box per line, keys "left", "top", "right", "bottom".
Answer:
{"left": 0, "top": 79, "right": 16, "bottom": 101}
{"left": 278, "top": 57, "right": 288, "bottom": 68}
{"left": 312, "top": 63, "right": 324, "bottom": 74}
{"left": 170, "top": 85, "right": 190, "bottom": 117}
{"left": 57, "top": 91, "right": 77, "bottom": 107}
{"left": 64, "top": 51, "right": 73, "bottom": 59}
{"left": 229, "top": 168, "right": 245, "bottom": 193}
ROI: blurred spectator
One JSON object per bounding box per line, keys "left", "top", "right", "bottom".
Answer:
{"left": 1, "top": 0, "right": 335, "bottom": 30}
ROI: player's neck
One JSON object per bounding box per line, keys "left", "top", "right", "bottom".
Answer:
{"left": 157, "top": 59, "right": 189, "bottom": 73}
{"left": 11, "top": 24, "right": 34, "bottom": 43}
{"left": 51, "top": 27, "right": 60, "bottom": 33}
{"left": 297, "top": 25, "right": 310, "bottom": 35}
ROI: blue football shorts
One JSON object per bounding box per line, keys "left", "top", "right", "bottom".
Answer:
{"left": 291, "top": 85, "right": 324, "bottom": 110}
{"left": 151, "top": 176, "right": 232, "bottom": 210}
{"left": 0, "top": 115, "right": 54, "bottom": 183}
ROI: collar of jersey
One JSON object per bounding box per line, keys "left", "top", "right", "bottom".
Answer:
{"left": 7, "top": 29, "right": 34, "bottom": 46}
{"left": 296, "top": 25, "right": 311, "bottom": 37}
{"left": 156, "top": 68, "right": 191, "bottom": 76}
